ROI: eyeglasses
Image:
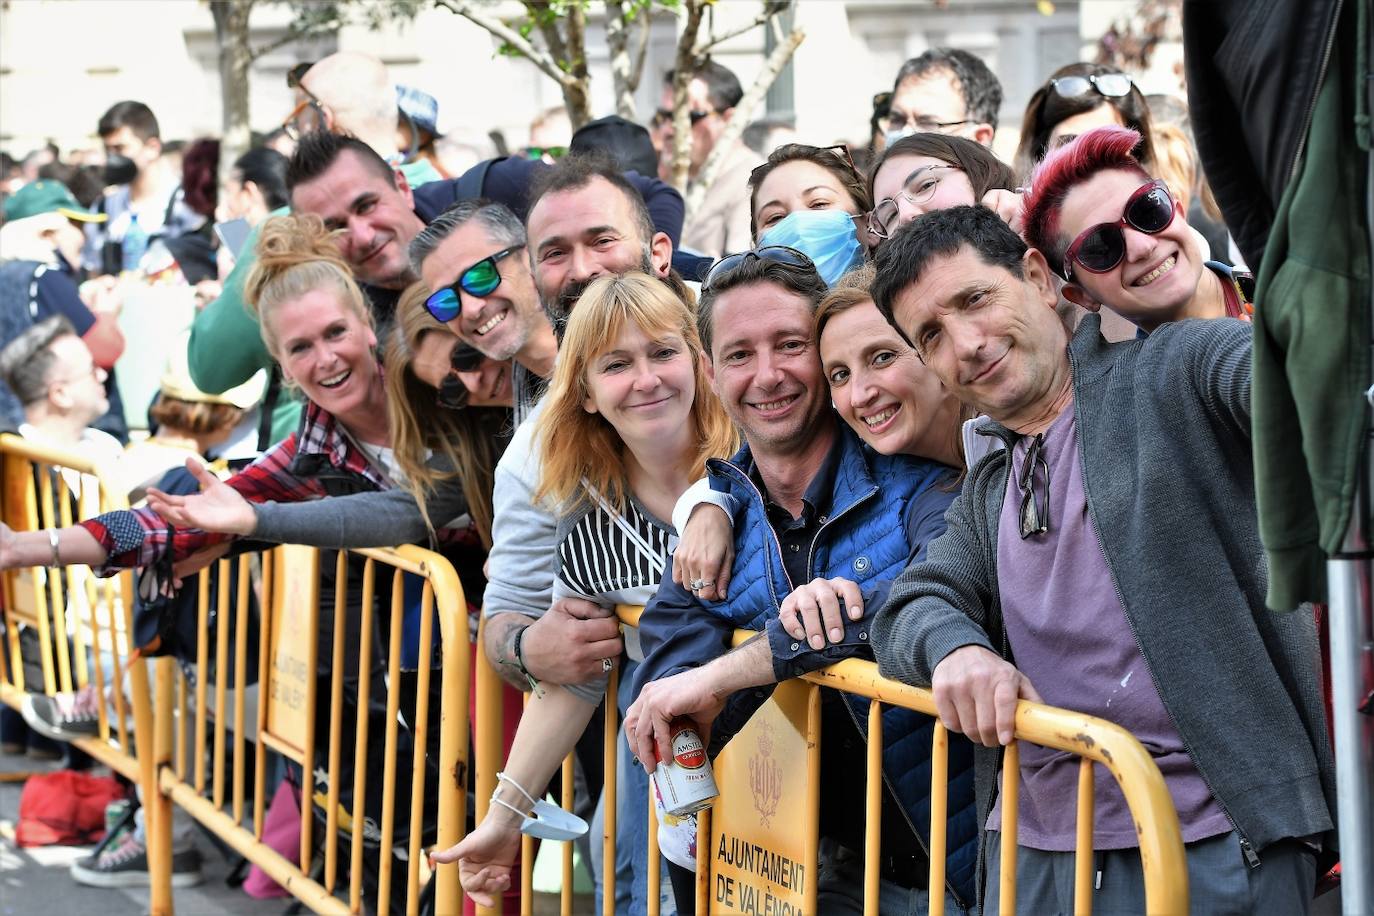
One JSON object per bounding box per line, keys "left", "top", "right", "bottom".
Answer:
{"left": 652, "top": 108, "right": 713, "bottom": 128}
{"left": 424, "top": 246, "right": 524, "bottom": 322}
{"left": 49, "top": 364, "right": 105, "bottom": 387}
{"left": 1017, "top": 433, "right": 1049, "bottom": 539}
{"left": 867, "top": 165, "right": 962, "bottom": 240}
{"left": 701, "top": 245, "right": 815, "bottom": 292}
{"left": 884, "top": 111, "right": 972, "bottom": 135}
{"left": 436, "top": 343, "right": 485, "bottom": 410}
{"left": 282, "top": 83, "right": 328, "bottom": 142}
{"left": 1062, "top": 179, "right": 1176, "bottom": 280}
{"left": 1050, "top": 72, "right": 1133, "bottom": 101}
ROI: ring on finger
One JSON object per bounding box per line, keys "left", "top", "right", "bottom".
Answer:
{"left": 689, "top": 577, "right": 708, "bottom": 590}
{"left": 601, "top": 657, "right": 613, "bottom": 672}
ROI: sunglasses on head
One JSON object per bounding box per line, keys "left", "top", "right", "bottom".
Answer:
{"left": 1050, "top": 72, "right": 1133, "bottom": 101}
{"left": 1062, "top": 179, "right": 1176, "bottom": 280}
{"left": 701, "top": 245, "right": 816, "bottom": 292}
{"left": 424, "top": 245, "right": 523, "bottom": 323}
{"left": 436, "top": 343, "right": 485, "bottom": 410}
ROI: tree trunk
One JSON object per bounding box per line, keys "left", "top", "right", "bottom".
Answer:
{"left": 211, "top": 0, "right": 255, "bottom": 191}
{"left": 605, "top": 0, "right": 638, "bottom": 120}
{"left": 668, "top": 0, "right": 707, "bottom": 192}
{"left": 686, "top": 21, "right": 804, "bottom": 215}
{"left": 562, "top": 2, "right": 592, "bottom": 129}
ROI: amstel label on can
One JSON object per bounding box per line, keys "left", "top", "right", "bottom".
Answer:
{"left": 654, "top": 717, "right": 719, "bottom": 817}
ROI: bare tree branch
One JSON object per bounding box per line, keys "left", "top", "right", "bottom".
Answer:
{"left": 432, "top": 0, "right": 576, "bottom": 89}
{"left": 248, "top": 25, "right": 320, "bottom": 62}
{"left": 523, "top": 0, "right": 570, "bottom": 70}
{"left": 686, "top": 21, "right": 804, "bottom": 214}
{"left": 693, "top": 9, "right": 771, "bottom": 57}
{"left": 629, "top": 6, "right": 652, "bottom": 93}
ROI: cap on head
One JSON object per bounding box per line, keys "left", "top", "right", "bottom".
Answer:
{"left": 3, "top": 180, "right": 107, "bottom": 223}
{"left": 396, "top": 85, "right": 443, "bottom": 139}
{"left": 570, "top": 116, "right": 657, "bottom": 177}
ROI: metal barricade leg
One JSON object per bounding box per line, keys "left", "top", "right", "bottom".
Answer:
{"left": 1326, "top": 553, "right": 1374, "bottom": 915}
{"left": 147, "top": 655, "right": 176, "bottom": 915}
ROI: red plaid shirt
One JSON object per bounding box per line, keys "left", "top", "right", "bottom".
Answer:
{"left": 79, "top": 399, "right": 470, "bottom": 575}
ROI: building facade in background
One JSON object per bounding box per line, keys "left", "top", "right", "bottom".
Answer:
{"left": 0, "top": 0, "right": 1178, "bottom": 166}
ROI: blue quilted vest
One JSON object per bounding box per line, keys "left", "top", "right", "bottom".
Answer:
{"left": 703, "top": 425, "right": 978, "bottom": 905}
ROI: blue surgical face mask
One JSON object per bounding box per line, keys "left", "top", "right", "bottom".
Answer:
{"left": 758, "top": 209, "right": 864, "bottom": 287}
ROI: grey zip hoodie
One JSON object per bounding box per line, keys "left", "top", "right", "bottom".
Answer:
{"left": 872, "top": 314, "right": 1336, "bottom": 866}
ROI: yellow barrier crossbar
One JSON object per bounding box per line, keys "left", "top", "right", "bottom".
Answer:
{"left": 488, "top": 605, "right": 1188, "bottom": 915}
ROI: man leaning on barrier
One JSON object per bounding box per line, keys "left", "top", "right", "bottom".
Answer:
{"left": 866, "top": 205, "right": 1335, "bottom": 914}
{"left": 626, "top": 250, "right": 979, "bottom": 915}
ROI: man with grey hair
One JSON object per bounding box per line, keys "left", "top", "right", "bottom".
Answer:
{"left": 885, "top": 48, "right": 1003, "bottom": 148}
{"left": 409, "top": 199, "right": 556, "bottom": 424}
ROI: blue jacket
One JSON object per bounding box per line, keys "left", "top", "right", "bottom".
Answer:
{"left": 635, "top": 423, "right": 978, "bottom": 904}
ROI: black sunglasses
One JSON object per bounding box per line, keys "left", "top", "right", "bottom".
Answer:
{"left": 701, "top": 246, "right": 816, "bottom": 292}
{"left": 1017, "top": 434, "right": 1049, "bottom": 539}
{"left": 1062, "top": 180, "right": 1176, "bottom": 280}
{"left": 436, "top": 343, "right": 485, "bottom": 410}
{"left": 653, "top": 108, "right": 712, "bottom": 127}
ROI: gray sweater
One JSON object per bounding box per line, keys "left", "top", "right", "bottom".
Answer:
{"left": 872, "top": 314, "right": 1335, "bottom": 863}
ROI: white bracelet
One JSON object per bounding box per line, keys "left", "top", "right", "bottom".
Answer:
{"left": 47, "top": 529, "right": 61, "bottom": 568}
{"left": 491, "top": 770, "right": 539, "bottom": 818}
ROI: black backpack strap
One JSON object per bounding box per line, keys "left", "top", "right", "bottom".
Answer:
{"left": 256, "top": 365, "right": 282, "bottom": 452}
{"left": 456, "top": 157, "right": 501, "bottom": 201}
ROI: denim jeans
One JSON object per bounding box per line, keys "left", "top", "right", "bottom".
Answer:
{"left": 589, "top": 659, "right": 676, "bottom": 915}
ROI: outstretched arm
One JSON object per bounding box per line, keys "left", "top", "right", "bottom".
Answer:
{"left": 0, "top": 522, "right": 106, "bottom": 570}
{"left": 430, "top": 684, "right": 600, "bottom": 907}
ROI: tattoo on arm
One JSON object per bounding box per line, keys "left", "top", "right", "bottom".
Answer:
{"left": 485, "top": 613, "right": 536, "bottom": 691}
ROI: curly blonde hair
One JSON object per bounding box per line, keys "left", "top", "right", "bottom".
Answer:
{"left": 534, "top": 273, "right": 737, "bottom": 512}
{"left": 244, "top": 213, "right": 371, "bottom": 360}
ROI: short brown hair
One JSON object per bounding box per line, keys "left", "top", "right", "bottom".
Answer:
{"left": 148, "top": 395, "right": 243, "bottom": 436}
{"left": 748, "top": 144, "right": 871, "bottom": 242}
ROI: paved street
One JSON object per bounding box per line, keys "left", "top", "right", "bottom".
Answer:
{"left": 0, "top": 749, "right": 264, "bottom": 916}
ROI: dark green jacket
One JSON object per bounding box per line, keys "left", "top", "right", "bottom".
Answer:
{"left": 1251, "top": 0, "right": 1372, "bottom": 609}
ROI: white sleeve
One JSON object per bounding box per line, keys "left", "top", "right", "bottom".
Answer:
{"left": 482, "top": 406, "right": 558, "bottom": 619}
{"left": 670, "top": 476, "right": 737, "bottom": 537}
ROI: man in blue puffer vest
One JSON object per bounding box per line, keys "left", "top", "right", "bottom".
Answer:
{"left": 627, "top": 252, "right": 978, "bottom": 914}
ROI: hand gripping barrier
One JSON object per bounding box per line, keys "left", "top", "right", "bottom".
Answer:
{"left": 0, "top": 434, "right": 164, "bottom": 890}
{"left": 472, "top": 604, "right": 1189, "bottom": 916}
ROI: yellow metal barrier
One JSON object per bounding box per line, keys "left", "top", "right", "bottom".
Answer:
{"left": 0, "top": 438, "right": 475, "bottom": 916}
{"left": 477, "top": 605, "right": 1188, "bottom": 915}
{"left": 0, "top": 433, "right": 170, "bottom": 911}
{"left": 148, "top": 542, "right": 473, "bottom": 915}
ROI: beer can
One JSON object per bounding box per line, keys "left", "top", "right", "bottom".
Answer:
{"left": 653, "top": 717, "right": 718, "bottom": 817}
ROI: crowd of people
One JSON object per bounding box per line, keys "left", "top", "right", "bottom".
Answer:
{"left": 0, "top": 37, "right": 1342, "bottom": 916}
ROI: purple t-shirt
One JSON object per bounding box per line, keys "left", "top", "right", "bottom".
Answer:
{"left": 988, "top": 403, "right": 1231, "bottom": 850}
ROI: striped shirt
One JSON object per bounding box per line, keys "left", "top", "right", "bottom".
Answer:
{"left": 556, "top": 491, "right": 672, "bottom": 604}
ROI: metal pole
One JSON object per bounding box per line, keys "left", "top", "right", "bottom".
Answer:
{"left": 1323, "top": 549, "right": 1373, "bottom": 915}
